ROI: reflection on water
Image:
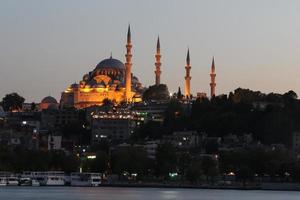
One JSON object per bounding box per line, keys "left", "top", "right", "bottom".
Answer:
{"left": 1, "top": 187, "right": 300, "bottom": 200}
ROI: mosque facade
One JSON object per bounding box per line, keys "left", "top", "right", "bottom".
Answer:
{"left": 60, "top": 26, "right": 143, "bottom": 109}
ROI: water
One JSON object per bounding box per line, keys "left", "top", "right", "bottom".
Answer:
{"left": 0, "top": 187, "right": 300, "bottom": 200}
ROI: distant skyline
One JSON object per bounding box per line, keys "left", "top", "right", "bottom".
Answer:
{"left": 1, "top": 0, "right": 300, "bottom": 102}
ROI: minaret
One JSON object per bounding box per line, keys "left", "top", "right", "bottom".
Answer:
{"left": 155, "top": 36, "right": 162, "bottom": 86}
{"left": 125, "top": 25, "right": 132, "bottom": 102}
{"left": 184, "top": 49, "right": 191, "bottom": 98}
{"left": 210, "top": 57, "right": 216, "bottom": 98}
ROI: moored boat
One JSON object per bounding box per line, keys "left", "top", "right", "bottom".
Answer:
{"left": 71, "top": 173, "right": 101, "bottom": 187}
{"left": 7, "top": 176, "right": 19, "bottom": 186}
{"left": 19, "top": 177, "right": 31, "bottom": 186}
{"left": 0, "top": 177, "right": 7, "bottom": 186}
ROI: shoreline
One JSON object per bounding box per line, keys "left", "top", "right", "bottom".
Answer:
{"left": 100, "top": 183, "right": 260, "bottom": 190}
{"left": 3, "top": 182, "right": 300, "bottom": 192}
{"left": 99, "top": 182, "right": 300, "bottom": 192}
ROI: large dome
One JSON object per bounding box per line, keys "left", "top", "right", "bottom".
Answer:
{"left": 41, "top": 96, "right": 58, "bottom": 104}
{"left": 95, "top": 57, "right": 125, "bottom": 71}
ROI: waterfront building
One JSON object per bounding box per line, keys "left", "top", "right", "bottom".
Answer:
{"left": 91, "top": 108, "right": 145, "bottom": 144}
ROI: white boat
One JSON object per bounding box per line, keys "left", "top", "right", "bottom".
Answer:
{"left": 22, "top": 171, "right": 65, "bottom": 186}
{"left": 7, "top": 177, "right": 19, "bottom": 186}
{"left": 31, "top": 179, "right": 40, "bottom": 187}
{"left": 42, "top": 175, "right": 65, "bottom": 186}
{"left": 19, "top": 177, "right": 31, "bottom": 186}
{"left": 71, "top": 173, "right": 101, "bottom": 187}
{"left": 0, "top": 177, "right": 7, "bottom": 186}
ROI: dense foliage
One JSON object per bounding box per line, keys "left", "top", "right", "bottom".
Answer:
{"left": 142, "top": 84, "right": 170, "bottom": 101}
{"left": 1, "top": 93, "right": 25, "bottom": 111}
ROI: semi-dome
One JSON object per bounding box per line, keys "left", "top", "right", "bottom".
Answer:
{"left": 94, "top": 57, "right": 125, "bottom": 71}
{"left": 41, "top": 96, "right": 58, "bottom": 104}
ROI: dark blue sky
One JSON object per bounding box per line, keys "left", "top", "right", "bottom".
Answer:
{"left": 1, "top": 0, "right": 300, "bottom": 102}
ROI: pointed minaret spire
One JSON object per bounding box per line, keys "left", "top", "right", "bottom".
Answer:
{"left": 210, "top": 56, "right": 216, "bottom": 98}
{"left": 127, "top": 24, "right": 131, "bottom": 43}
{"left": 125, "top": 24, "right": 133, "bottom": 102}
{"left": 155, "top": 36, "right": 162, "bottom": 86}
{"left": 157, "top": 36, "right": 160, "bottom": 51}
{"left": 186, "top": 48, "right": 190, "bottom": 66}
{"left": 185, "top": 48, "right": 191, "bottom": 98}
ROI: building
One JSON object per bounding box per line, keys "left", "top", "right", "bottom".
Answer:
{"left": 39, "top": 96, "right": 59, "bottom": 110}
{"left": 60, "top": 26, "right": 143, "bottom": 109}
{"left": 143, "top": 140, "right": 159, "bottom": 159}
{"left": 91, "top": 109, "right": 144, "bottom": 144}
{"left": 48, "top": 135, "right": 62, "bottom": 150}
{"left": 132, "top": 101, "right": 169, "bottom": 123}
{"left": 110, "top": 141, "right": 159, "bottom": 160}
{"left": 162, "top": 130, "right": 200, "bottom": 149}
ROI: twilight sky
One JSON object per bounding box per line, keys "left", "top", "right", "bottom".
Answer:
{"left": 0, "top": 0, "right": 300, "bottom": 102}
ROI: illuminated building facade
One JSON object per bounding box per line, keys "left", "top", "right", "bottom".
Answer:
{"left": 60, "top": 26, "right": 143, "bottom": 109}
{"left": 91, "top": 109, "right": 145, "bottom": 143}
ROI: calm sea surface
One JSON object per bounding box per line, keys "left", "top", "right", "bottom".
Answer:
{"left": 0, "top": 187, "right": 300, "bottom": 200}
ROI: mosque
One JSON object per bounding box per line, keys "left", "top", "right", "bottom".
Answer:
{"left": 58, "top": 25, "right": 217, "bottom": 109}
{"left": 60, "top": 26, "right": 144, "bottom": 109}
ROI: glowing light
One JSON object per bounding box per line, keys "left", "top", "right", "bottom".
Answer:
{"left": 87, "top": 155, "right": 96, "bottom": 159}
{"left": 169, "top": 172, "right": 178, "bottom": 177}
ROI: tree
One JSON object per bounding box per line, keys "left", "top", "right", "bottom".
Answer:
{"left": 177, "top": 152, "right": 192, "bottom": 180}
{"left": 2, "top": 93, "right": 25, "bottom": 111}
{"left": 61, "top": 119, "right": 91, "bottom": 145}
{"left": 111, "top": 146, "right": 149, "bottom": 178}
{"left": 163, "top": 99, "right": 186, "bottom": 132}
{"left": 283, "top": 90, "right": 297, "bottom": 100}
{"left": 82, "top": 151, "right": 109, "bottom": 173}
{"left": 201, "top": 156, "right": 219, "bottom": 183}
{"left": 156, "top": 143, "right": 178, "bottom": 178}
{"left": 186, "top": 160, "right": 202, "bottom": 184}
{"left": 132, "top": 120, "right": 164, "bottom": 140}
{"left": 142, "top": 84, "right": 170, "bottom": 101}
{"left": 236, "top": 165, "right": 254, "bottom": 186}
{"left": 30, "top": 102, "right": 36, "bottom": 111}
{"left": 232, "top": 88, "right": 264, "bottom": 104}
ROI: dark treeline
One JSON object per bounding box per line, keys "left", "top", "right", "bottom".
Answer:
{"left": 0, "top": 146, "right": 79, "bottom": 173}
{"left": 190, "top": 88, "right": 299, "bottom": 145}
{"left": 136, "top": 88, "right": 300, "bottom": 146}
